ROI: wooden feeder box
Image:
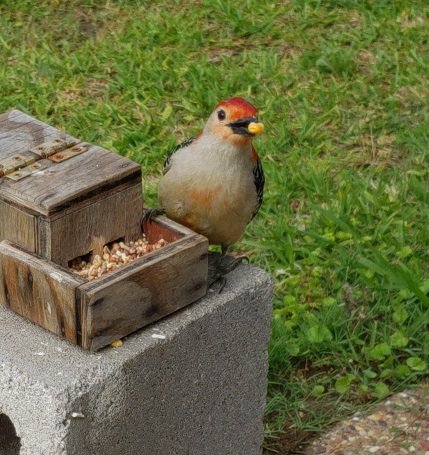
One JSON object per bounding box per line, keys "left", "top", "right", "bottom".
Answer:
{"left": 0, "top": 109, "right": 208, "bottom": 350}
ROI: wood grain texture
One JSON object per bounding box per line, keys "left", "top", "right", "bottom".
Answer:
{"left": 39, "top": 182, "right": 143, "bottom": 266}
{"left": 0, "top": 108, "right": 144, "bottom": 266}
{"left": 79, "top": 222, "right": 208, "bottom": 351}
{"left": 0, "top": 144, "right": 141, "bottom": 214}
{"left": 0, "top": 110, "right": 210, "bottom": 352}
{"left": 142, "top": 213, "right": 198, "bottom": 243}
{"left": 0, "top": 109, "right": 24, "bottom": 125}
{"left": 0, "top": 109, "right": 141, "bottom": 215}
{"left": 0, "top": 241, "right": 84, "bottom": 343}
{"left": 0, "top": 109, "right": 78, "bottom": 160}
{"left": 0, "top": 200, "right": 37, "bottom": 252}
{"left": 0, "top": 218, "right": 208, "bottom": 351}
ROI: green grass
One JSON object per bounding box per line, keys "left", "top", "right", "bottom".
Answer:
{"left": 1, "top": 1, "right": 429, "bottom": 453}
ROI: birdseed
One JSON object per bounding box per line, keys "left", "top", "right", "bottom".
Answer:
{"left": 69, "top": 236, "right": 168, "bottom": 280}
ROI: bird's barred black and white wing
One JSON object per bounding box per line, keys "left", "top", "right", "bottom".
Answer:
{"left": 251, "top": 157, "right": 265, "bottom": 220}
{"left": 163, "top": 136, "right": 196, "bottom": 175}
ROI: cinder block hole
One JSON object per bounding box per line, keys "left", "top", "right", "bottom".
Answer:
{"left": 0, "top": 414, "right": 21, "bottom": 454}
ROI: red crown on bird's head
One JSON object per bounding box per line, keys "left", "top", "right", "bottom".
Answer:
{"left": 215, "top": 97, "right": 258, "bottom": 121}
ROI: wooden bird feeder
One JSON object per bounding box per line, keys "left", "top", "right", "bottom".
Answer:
{"left": 0, "top": 109, "right": 208, "bottom": 350}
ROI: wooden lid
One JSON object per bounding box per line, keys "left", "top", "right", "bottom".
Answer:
{"left": 0, "top": 110, "right": 141, "bottom": 216}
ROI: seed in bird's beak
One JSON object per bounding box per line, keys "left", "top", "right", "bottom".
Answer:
{"left": 248, "top": 122, "right": 265, "bottom": 135}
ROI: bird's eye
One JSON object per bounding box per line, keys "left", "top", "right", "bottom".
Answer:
{"left": 217, "top": 109, "right": 226, "bottom": 121}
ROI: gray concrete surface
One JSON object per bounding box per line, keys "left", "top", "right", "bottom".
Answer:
{"left": 0, "top": 265, "right": 272, "bottom": 455}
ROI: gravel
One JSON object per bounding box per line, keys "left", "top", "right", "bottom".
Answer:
{"left": 306, "top": 385, "right": 429, "bottom": 455}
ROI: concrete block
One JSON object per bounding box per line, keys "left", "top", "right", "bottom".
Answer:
{"left": 0, "top": 265, "right": 272, "bottom": 455}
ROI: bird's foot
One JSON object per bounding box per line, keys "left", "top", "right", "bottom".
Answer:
{"left": 208, "top": 252, "right": 248, "bottom": 293}
{"left": 141, "top": 207, "right": 166, "bottom": 226}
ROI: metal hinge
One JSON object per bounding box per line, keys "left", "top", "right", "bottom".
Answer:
{"left": 30, "top": 138, "right": 76, "bottom": 158}
{"left": 0, "top": 139, "right": 89, "bottom": 181}
{"left": 48, "top": 144, "right": 88, "bottom": 163}
{"left": 6, "top": 162, "right": 43, "bottom": 181}
{"left": 0, "top": 153, "right": 37, "bottom": 177}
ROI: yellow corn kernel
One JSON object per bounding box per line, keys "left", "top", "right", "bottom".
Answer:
{"left": 248, "top": 122, "right": 265, "bottom": 135}
{"left": 111, "top": 339, "right": 123, "bottom": 348}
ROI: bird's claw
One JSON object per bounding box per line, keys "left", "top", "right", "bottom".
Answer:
{"left": 207, "top": 253, "right": 248, "bottom": 293}
{"left": 141, "top": 208, "right": 166, "bottom": 226}
{"left": 210, "top": 276, "right": 227, "bottom": 294}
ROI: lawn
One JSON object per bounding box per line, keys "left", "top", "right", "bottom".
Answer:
{"left": 1, "top": 0, "right": 429, "bottom": 453}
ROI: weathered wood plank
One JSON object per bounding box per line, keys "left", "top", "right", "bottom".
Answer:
{"left": 0, "top": 200, "right": 37, "bottom": 252}
{"left": 0, "top": 241, "right": 84, "bottom": 343}
{"left": 79, "top": 226, "right": 208, "bottom": 351}
{"left": 0, "top": 128, "right": 77, "bottom": 153}
{"left": 39, "top": 182, "right": 143, "bottom": 266}
{"left": 0, "top": 111, "right": 33, "bottom": 132}
{"left": 1, "top": 111, "right": 212, "bottom": 353}
{"left": 0, "top": 110, "right": 75, "bottom": 139}
{"left": 142, "top": 214, "right": 200, "bottom": 243}
{"left": 0, "top": 129, "right": 77, "bottom": 157}
{"left": 0, "top": 110, "right": 79, "bottom": 159}
{"left": 0, "top": 144, "right": 141, "bottom": 214}
{"left": 0, "top": 109, "right": 24, "bottom": 125}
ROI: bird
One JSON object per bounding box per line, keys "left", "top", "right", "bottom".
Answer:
{"left": 146, "top": 97, "right": 265, "bottom": 285}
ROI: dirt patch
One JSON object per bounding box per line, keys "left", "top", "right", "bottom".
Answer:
{"left": 264, "top": 427, "right": 315, "bottom": 455}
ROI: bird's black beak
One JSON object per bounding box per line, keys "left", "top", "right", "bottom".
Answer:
{"left": 228, "top": 117, "right": 265, "bottom": 136}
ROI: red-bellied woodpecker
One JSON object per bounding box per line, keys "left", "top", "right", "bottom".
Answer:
{"left": 147, "top": 97, "right": 265, "bottom": 283}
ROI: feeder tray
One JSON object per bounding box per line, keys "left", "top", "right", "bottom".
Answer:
{"left": 0, "top": 109, "right": 208, "bottom": 350}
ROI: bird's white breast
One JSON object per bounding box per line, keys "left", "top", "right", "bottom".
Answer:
{"left": 159, "top": 133, "right": 257, "bottom": 245}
